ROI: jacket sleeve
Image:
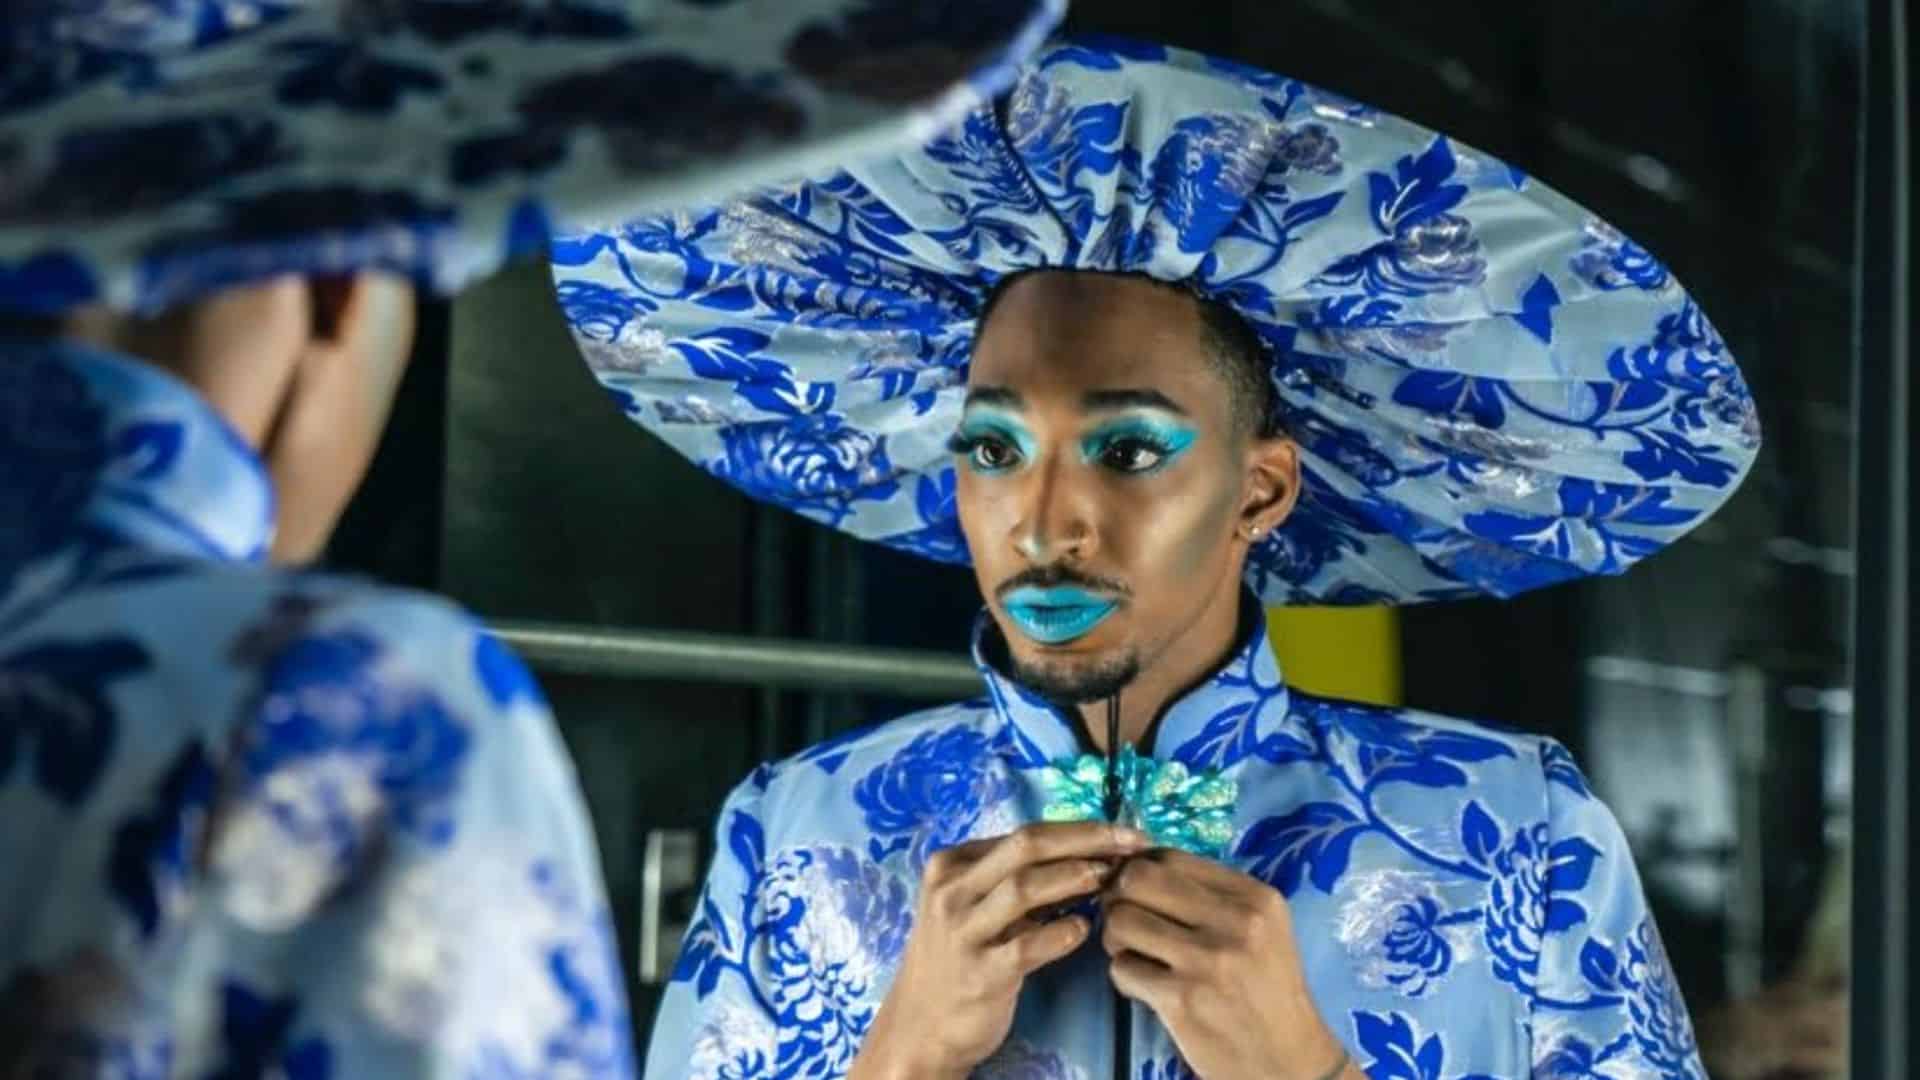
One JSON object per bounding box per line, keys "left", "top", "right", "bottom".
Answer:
{"left": 1528, "top": 739, "right": 1707, "bottom": 1080}
{"left": 644, "top": 772, "right": 785, "bottom": 1078}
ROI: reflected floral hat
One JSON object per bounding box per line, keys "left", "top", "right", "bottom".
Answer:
{"left": 551, "top": 36, "right": 1762, "bottom": 605}
{"left": 0, "top": 0, "right": 1066, "bottom": 315}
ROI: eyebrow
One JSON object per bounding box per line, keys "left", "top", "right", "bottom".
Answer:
{"left": 1081, "top": 388, "right": 1189, "bottom": 416}
{"left": 963, "top": 386, "right": 1023, "bottom": 409}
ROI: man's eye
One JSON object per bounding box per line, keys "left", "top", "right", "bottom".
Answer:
{"left": 971, "top": 439, "right": 1019, "bottom": 471}
{"left": 1100, "top": 439, "right": 1166, "bottom": 473}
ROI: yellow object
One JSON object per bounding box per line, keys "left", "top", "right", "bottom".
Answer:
{"left": 1265, "top": 605, "right": 1403, "bottom": 707}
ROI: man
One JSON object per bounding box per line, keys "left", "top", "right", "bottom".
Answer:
{"left": 558, "top": 38, "right": 1759, "bottom": 1079}
{"left": 0, "top": 1, "right": 1062, "bottom": 1072}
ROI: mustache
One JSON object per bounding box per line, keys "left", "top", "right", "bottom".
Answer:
{"left": 993, "top": 565, "right": 1131, "bottom": 601}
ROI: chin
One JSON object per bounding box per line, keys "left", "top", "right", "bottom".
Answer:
{"left": 1006, "top": 641, "right": 1140, "bottom": 706}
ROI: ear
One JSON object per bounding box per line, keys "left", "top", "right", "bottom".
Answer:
{"left": 1236, "top": 433, "right": 1301, "bottom": 544}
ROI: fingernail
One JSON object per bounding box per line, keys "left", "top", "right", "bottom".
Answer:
{"left": 1114, "top": 827, "right": 1149, "bottom": 848}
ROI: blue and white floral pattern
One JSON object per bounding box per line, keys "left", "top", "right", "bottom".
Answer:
{"left": 0, "top": 341, "right": 636, "bottom": 1077}
{"left": 0, "top": 0, "right": 1066, "bottom": 315}
{"left": 648, "top": 598, "right": 1704, "bottom": 1078}
{"left": 557, "top": 38, "right": 1760, "bottom": 605}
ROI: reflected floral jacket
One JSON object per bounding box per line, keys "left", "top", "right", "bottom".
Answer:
{"left": 0, "top": 340, "right": 635, "bottom": 1078}
{"left": 650, "top": 603, "right": 1704, "bottom": 1080}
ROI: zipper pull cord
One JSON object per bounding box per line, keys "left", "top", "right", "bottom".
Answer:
{"left": 1102, "top": 692, "right": 1124, "bottom": 823}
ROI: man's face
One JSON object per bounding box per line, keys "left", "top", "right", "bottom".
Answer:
{"left": 954, "top": 271, "right": 1291, "bottom": 703}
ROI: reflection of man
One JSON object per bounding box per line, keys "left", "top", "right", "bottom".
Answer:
{"left": 0, "top": 0, "right": 1061, "bottom": 1071}
{"left": 561, "top": 40, "right": 1760, "bottom": 1079}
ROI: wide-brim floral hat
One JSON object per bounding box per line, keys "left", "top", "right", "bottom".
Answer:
{"left": 0, "top": 0, "right": 1066, "bottom": 315}
{"left": 550, "top": 36, "right": 1762, "bottom": 605}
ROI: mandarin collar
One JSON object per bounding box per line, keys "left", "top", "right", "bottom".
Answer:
{"left": 973, "top": 589, "right": 1298, "bottom": 771}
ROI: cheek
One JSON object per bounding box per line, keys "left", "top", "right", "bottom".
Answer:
{"left": 954, "top": 470, "right": 1009, "bottom": 579}
{"left": 1114, "top": 470, "right": 1239, "bottom": 582}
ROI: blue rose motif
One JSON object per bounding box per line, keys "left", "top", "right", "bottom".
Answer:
{"left": 1623, "top": 918, "right": 1701, "bottom": 1076}
{"left": 853, "top": 726, "right": 1011, "bottom": 869}
{"left": 754, "top": 846, "right": 913, "bottom": 1076}
{"left": 1571, "top": 221, "right": 1671, "bottom": 292}
{"left": 1387, "top": 214, "right": 1486, "bottom": 292}
{"left": 556, "top": 280, "right": 654, "bottom": 344}
{"left": 710, "top": 416, "right": 900, "bottom": 528}
{"left": 1275, "top": 122, "right": 1343, "bottom": 176}
{"left": 1481, "top": 822, "right": 1551, "bottom": 994}
{"left": 0, "top": 354, "right": 108, "bottom": 598}
{"left": 1318, "top": 139, "right": 1487, "bottom": 298}
{"left": 242, "top": 628, "right": 471, "bottom": 844}
{"left": 1379, "top": 896, "right": 1459, "bottom": 995}
{"left": 215, "top": 625, "right": 472, "bottom": 927}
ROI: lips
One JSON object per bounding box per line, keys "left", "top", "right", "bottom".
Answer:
{"left": 1000, "top": 586, "right": 1120, "bottom": 645}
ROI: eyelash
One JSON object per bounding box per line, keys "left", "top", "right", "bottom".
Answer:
{"left": 948, "top": 430, "right": 1023, "bottom": 474}
{"left": 947, "top": 427, "right": 1190, "bottom": 476}
{"left": 1085, "top": 429, "right": 1183, "bottom": 474}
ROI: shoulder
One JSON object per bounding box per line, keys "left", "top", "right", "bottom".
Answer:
{"left": 1288, "top": 689, "right": 1597, "bottom": 812}
{"left": 184, "top": 567, "right": 543, "bottom": 716}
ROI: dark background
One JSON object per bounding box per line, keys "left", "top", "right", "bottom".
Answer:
{"left": 326, "top": 0, "right": 1863, "bottom": 1061}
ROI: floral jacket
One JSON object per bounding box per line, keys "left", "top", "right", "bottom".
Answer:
{"left": 650, "top": 604, "right": 1704, "bottom": 1080}
{"left": 0, "top": 340, "right": 635, "bottom": 1078}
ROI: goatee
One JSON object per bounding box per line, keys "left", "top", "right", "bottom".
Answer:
{"left": 1011, "top": 650, "right": 1141, "bottom": 706}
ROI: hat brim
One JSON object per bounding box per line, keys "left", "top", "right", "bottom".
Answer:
{"left": 551, "top": 36, "right": 1761, "bottom": 605}
{"left": 0, "top": 0, "right": 1065, "bottom": 315}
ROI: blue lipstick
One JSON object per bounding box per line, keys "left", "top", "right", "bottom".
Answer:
{"left": 1001, "top": 586, "right": 1120, "bottom": 645}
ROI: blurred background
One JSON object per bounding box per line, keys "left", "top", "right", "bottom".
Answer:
{"left": 326, "top": 3, "right": 1865, "bottom": 1076}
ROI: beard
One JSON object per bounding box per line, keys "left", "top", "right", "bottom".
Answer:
{"left": 1009, "top": 648, "right": 1142, "bottom": 706}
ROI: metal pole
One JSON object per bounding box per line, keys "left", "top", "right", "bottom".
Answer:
{"left": 1849, "top": 1, "right": 1912, "bottom": 1076}
{"left": 490, "top": 620, "right": 985, "bottom": 701}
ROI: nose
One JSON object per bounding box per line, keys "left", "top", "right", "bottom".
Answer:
{"left": 1010, "top": 456, "right": 1096, "bottom": 564}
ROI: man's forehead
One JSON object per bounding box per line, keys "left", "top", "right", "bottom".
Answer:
{"left": 966, "top": 270, "right": 1219, "bottom": 412}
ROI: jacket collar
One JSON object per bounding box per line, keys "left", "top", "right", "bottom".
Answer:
{"left": 973, "top": 588, "right": 1298, "bottom": 772}
{"left": 0, "top": 337, "right": 275, "bottom": 603}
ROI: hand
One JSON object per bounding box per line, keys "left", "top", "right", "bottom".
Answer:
{"left": 850, "top": 821, "right": 1151, "bottom": 1080}
{"left": 1101, "top": 849, "right": 1356, "bottom": 1080}
{"left": 1697, "top": 977, "right": 1847, "bottom": 1079}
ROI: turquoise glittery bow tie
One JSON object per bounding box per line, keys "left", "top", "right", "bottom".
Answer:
{"left": 1039, "top": 747, "right": 1239, "bottom": 859}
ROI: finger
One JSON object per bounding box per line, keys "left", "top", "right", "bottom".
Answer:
{"left": 1147, "top": 847, "right": 1258, "bottom": 895}
{"left": 1102, "top": 899, "right": 1202, "bottom": 968}
{"left": 1104, "top": 852, "right": 1220, "bottom": 923}
{"left": 995, "top": 914, "right": 1090, "bottom": 978}
{"left": 958, "top": 822, "right": 1149, "bottom": 900}
{"left": 1109, "top": 950, "right": 1178, "bottom": 1013}
{"left": 970, "top": 859, "right": 1110, "bottom": 944}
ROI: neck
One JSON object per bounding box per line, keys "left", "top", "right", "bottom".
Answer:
{"left": 1076, "top": 570, "right": 1248, "bottom": 752}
